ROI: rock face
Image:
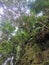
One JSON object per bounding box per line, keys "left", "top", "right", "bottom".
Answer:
{"left": 16, "top": 28, "right": 49, "bottom": 65}
{"left": 35, "top": 27, "right": 49, "bottom": 50}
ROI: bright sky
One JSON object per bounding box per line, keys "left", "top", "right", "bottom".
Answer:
{"left": 36, "top": 11, "right": 43, "bottom": 17}
{"left": 27, "top": 0, "right": 35, "bottom": 2}
{"left": 12, "top": 26, "right": 18, "bottom": 36}
{"left": 0, "top": 0, "right": 36, "bottom": 21}
{"left": 5, "top": 0, "right": 8, "bottom": 1}
{"left": 0, "top": 7, "right": 4, "bottom": 15}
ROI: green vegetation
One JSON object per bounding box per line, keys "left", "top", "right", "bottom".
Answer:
{"left": 0, "top": 0, "right": 49, "bottom": 65}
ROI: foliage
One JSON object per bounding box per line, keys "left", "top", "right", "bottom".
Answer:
{"left": 29, "top": 0, "right": 49, "bottom": 13}
{"left": 0, "top": 14, "right": 48, "bottom": 54}
{"left": 0, "top": 41, "right": 13, "bottom": 53}
{"left": 0, "top": 0, "right": 49, "bottom": 65}
{"left": 2, "top": 22, "right": 15, "bottom": 34}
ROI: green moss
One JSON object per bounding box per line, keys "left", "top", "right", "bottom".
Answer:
{"left": 32, "top": 44, "right": 41, "bottom": 53}
{"left": 43, "top": 62, "right": 49, "bottom": 65}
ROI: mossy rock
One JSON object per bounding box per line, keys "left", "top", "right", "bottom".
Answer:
{"left": 43, "top": 50, "right": 49, "bottom": 61}
{"left": 32, "top": 44, "right": 41, "bottom": 53}
{"left": 43, "top": 62, "right": 49, "bottom": 65}
{"left": 33, "top": 52, "right": 43, "bottom": 64}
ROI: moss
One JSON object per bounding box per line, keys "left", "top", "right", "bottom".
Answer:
{"left": 33, "top": 52, "right": 43, "bottom": 64}
{"left": 43, "top": 62, "right": 49, "bottom": 65}
{"left": 32, "top": 44, "right": 41, "bottom": 53}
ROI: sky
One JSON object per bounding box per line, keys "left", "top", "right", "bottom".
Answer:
{"left": 0, "top": 0, "right": 36, "bottom": 22}
{"left": 0, "top": 0, "right": 30, "bottom": 22}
